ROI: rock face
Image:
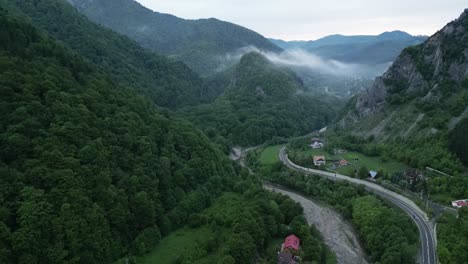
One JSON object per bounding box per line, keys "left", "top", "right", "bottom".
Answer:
{"left": 339, "top": 9, "right": 468, "bottom": 137}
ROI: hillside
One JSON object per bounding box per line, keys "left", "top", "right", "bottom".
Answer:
{"left": 334, "top": 10, "right": 468, "bottom": 191}
{"left": 339, "top": 10, "right": 468, "bottom": 142}
{"left": 271, "top": 31, "right": 426, "bottom": 65}
{"left": 1, "top": 0, "right": 206, "bottom": 109}
{"left": 182, "top": 52, "right": 339, "bottom": 147}
{"left": 66, "top": 0, "right": 282, "bottom": 75}
{"left": 0, "top": 8, "right": 236, "bottom": 263}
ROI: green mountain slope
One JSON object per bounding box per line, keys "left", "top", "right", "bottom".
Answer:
{"left": 334, "top": 10, "right": 468, "bottom": 201}
{"left": 66, "top": 0, "right": 282, "bottom": 75}
{"left": 339, "top": 10, "right": 468, "bottom": 146}
{"left": 1, "top": 0, "right": 206, "bottom": 109}
{"left": 183, "top": 52, "right": 339, "bottom": 147}
{"left": 0, "top": 8, "right": 235, "bottom": 263}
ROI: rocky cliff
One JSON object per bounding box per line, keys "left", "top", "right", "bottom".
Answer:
{"left": 338, "top": 9, "right": 468, "bottom": 141}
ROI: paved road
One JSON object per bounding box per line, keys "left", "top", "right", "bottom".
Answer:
{"left": 279, "top": 146, "right": 437, "bottom": 264}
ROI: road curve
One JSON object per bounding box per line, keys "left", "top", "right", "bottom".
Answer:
{"left": 279, "top": 146, "right": 437, "bottom": 264}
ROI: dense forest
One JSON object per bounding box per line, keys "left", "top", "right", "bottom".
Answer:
{"left": 449, "top": 116, "right": 468, "bottom": 166}
{"left": 436, "top": 208, "right": 468, "bottom": 264}
{"left": 1, "top": 0, "right": 206, "bottom": 109}
{"left": 254, "top": 162, "right": 418, "bottom": 264}
{"left": 0, "top": 9, "right": 239, "bottom": 263}
{"left": 66, "top": 0, "right": 281, "bottom": 75}
{"left": 183, "top": 52, "right": 339, "bottom": 147}
{"left": 136, "top": 170, "right": 335, "bottom": 263}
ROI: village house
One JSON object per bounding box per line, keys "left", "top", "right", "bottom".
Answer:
{"left": 339, "top": 159, "right": 349, "bottom": 166}
{"left": 278, "top": 235, "right": 301, "bottom": 264}
{"left": 368, "top": 170, "right": 378, "bottom": 179}
{"left": 452, "top": 199, "right": 468, "bottom": 209}
{"left": 313, "top": 156, "right": 326, "bottom": 166}
{"left": 310, "top": 141, "right": 324, "bottom": 149}
{"left": 282, "top": 234, "right": 300, "bottom": 251}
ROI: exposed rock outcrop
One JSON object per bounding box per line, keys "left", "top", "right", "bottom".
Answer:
{"left": 338, "top": 9, "right": 468, "bottom": 138}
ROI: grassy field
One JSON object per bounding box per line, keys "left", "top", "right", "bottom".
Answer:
{"left": 137, "top": 227, "right": 217, "bottom": 264}
{"left": 340, "top": 152, "right": 406, "bottom": 175}
{"left": 293, "top": 148, "right": 406, "bottom": 176}
{"left": 258, "top": 145, "right": 283, "bottom": 164}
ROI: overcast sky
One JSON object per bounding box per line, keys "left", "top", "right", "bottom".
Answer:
{"left": 135, "top": 0, "right": 466, "bottom": 40}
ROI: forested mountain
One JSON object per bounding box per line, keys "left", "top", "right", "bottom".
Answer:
{"left": 332, "top": 10, "right": 468, "bottom": 204}
{"left": 182, "top": 52, "right": 339, "bottom": 147}
{"left": 271, "top": 31, "right": 426, "bottom": 65}
{"left": 66, "top": 0, "right": 282, "bottom": 75}
{"left": 1, "top": 0, "right": 206, "bottom": 109}
{"left": 0, "top": 8, "right": 238, "bottom": 263}
{"left": 338, "top": 9, "right": 468, "bottom": 163}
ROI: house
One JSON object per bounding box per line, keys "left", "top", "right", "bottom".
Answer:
{"left": 277, "top": 252, "right": 298, "bottom": 264}
{"left": 313, "top": 156, "right": 326, "bottom": 166}
{"left": 452, "top": 199, "right": 468, "bottom": 208}
{"left": 310, "top": 141, "right": 324, "bottom": 149}
{"left": 282, "top": 234, "right": 300, "bottom": 251}
{"left": 339, "top": 159, "right": 349, "bottom": 166}
{"left": 368, "top": 171, "right": 378, "bottom": 179}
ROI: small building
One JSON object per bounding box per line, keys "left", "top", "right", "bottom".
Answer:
{"left": 339, "top": 159, "right": 349, "bottom": 166}
{"left": 282, "top": 234, "right": 300, "bottom": 251}
{"left": 452, "top": 199, "right": 468, "bottom": 208}
{"left": 313, "top": 156, "right": 326, "bottom": 166}
{"left": 368, "top": 171, "right": 378, "bottom": 179}
{"left": 310, "top": 141, "right": 324, "bottom": 149}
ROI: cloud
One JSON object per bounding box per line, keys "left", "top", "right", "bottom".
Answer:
{"left": 221, "top": 46, "right": 386, "bottom": 77}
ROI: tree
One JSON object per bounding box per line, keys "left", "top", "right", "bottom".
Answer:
{"left": 226, "top": 232, "right": 255, "bottom": 264}
{"left": 358, "top": 166, "right": 368, "bottom": 179}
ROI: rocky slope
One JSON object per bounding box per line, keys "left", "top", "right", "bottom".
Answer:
{"left": 338, "top": 9, "right": 468, "bottom": 141}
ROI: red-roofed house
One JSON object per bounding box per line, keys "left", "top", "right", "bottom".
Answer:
{"left": 339, "top": 159, "right": 349, "bottom": 166}
{"left": 452, "top": 199, "right": 468, "bottom": 208}
{"left": 282, "top": 234, "right": 300, "bottom": 251}
{"left": 313, "top": 156, "right": 326, "bottom": 166}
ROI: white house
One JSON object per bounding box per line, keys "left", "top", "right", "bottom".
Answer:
{"left": 310, "top": 141, "right": 324, "bottom": 149}
{"left": 368, "top": 171, "right": 378, "bottom": 179}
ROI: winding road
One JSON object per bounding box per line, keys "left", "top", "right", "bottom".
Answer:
{"left": 279, "top": 146, "right": 437, "bottom": 264}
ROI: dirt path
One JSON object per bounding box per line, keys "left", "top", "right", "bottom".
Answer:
{"left": 264, "top": 183, "right": 368, "bottom": 264}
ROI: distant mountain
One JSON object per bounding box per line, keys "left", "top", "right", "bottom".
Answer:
{"left": 271, "top": 31, "right": 426, "bottom": 64}
{"left": 182, "top": 52, "right": 340, "bottom": 147}
{"left": 338, "top": 9, "right": 468, "bottom": 167}
{"left": 1, "top": 0, "right": 207, "bottom": 110}
{"left": 66, "top": 0, "right": 282, "bottom": 75}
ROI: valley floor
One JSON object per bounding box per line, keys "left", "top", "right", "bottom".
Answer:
{"left": 263, "top": 183, "right": 368, "bottom": 264}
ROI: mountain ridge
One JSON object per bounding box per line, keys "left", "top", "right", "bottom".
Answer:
{"left": 66, "top": 0, "right": 282, "bottom": 75}
{"left": 270, "top": 31, "right": 426, "bottom": 65}
{"left": 336, "top": 9, "right": 468, "bottom": 169}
